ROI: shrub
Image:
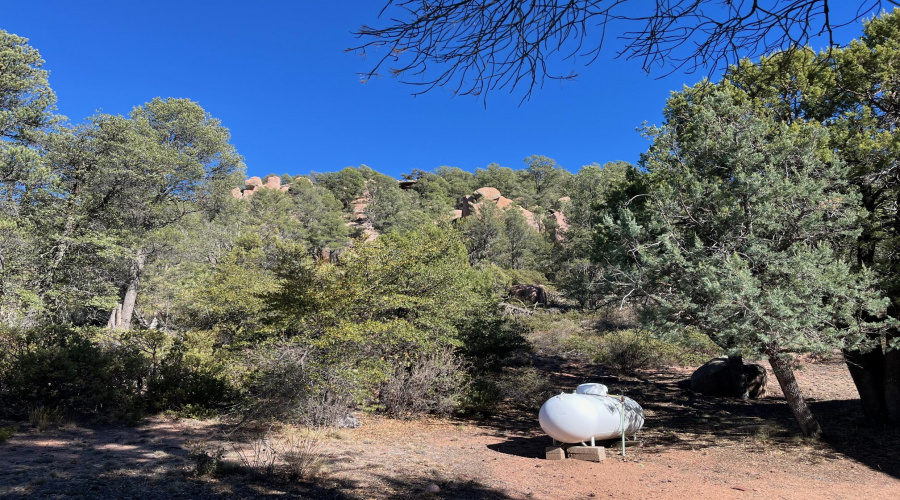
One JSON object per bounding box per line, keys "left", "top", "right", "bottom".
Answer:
{"left": 595, "top": 329, "right": 662, "bottom": 374}
{"left": 492, "top": 366, "right": 557, "bottom": 411}
{"left": 187, "top": 441, "right": 226, "bottom": 477}
{"left": 145, "top": 330, "right": 235, "bottom": 413}
{"left": 379, "top": 348, "right": 467, "bottom": 419}
{"left": 29, "top": 406, "right": 64, "bottom": 431}
{"left": 237, "top": 344, "right": 361, "bottom": 427}
{"left": 279, "top": 430, "right": 323, "bottom": 480}
{"left": 594, "top": 329, "right": 721, "bottom": 374}
{"left": 0, "top": 425, "right": 17, "bottom": 443}
{"left": 461, "top": 366, "right": 556, "bottom": 416}
{"left": 0, "top": 326, "right": 235, "bottom": 420}
{"left": 0, "top": 326, "right": 147, "bottom": 418}
{"left": 230, "top": 428, "right": 323, "bottom": 481}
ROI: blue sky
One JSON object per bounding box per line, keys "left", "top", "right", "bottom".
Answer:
{"left": 5, "top": 1, "right": 884, "bottom": 179}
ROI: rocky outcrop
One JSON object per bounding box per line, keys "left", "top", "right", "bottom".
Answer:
{"left": 508, "top": 284, "right": 549, "bottom": 305}
{"left": 232, "top": 176, "right": 290, "bottom": 199}
{"left": 474, "top": 187, "right": 502, "bottom": 201}
{"left": 549, "top": 209, "right": 569, "bottom": 242}
{"left": 682, "top": 357, "right": 768, "bottom": 399}
{"left": 457, "top": 187, "right": 541, "bottom": 230}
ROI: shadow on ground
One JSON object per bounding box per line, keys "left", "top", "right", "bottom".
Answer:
{"left": 0, "top": 419, "right": 353, "bottom": 499}
{"left": 474, "top": 356, "right": 900, "bottom": 480}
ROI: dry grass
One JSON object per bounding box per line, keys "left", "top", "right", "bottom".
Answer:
{"left": 28, "top": 406, "right": 64, "bottom": 431}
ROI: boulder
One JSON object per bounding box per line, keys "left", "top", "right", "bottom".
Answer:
{"left": 519, "top": 207, "right": 539, "bottom": 229}
{"left": 231, "top": 187, "right": 243, "bottom": 199}
{"left": 474, "top": 187, "right": 502, "bottom": 201}
{"left": 264, "top": 176, "right": 282, "bottom": 189}
{"left": 687, "top": 357, "right": 767, "bottom": 399}
{"left": 509, "top": 284, "right": 549, "bottom": 305}
{"left": 495, "top": 196, "right": 513, "bottom": 209}
{"left": 245, "top": 176, "right": 263, "bottom": 188}
{"left": 550, "top": 209, "right": 569, "bottom": 237}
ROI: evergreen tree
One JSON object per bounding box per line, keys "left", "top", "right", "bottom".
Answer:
{"left": 596, "top": 84, "right": 887, "bottom": 437}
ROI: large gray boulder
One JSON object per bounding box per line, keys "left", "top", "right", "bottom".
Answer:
{"left": 687, "top": 357, "right": 768, "bottom": 399}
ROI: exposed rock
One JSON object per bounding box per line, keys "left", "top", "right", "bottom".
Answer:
{"left": 558, "top": 196, "right": 571, "bottom": 203}
{"left": 550, "top": 209, "right": 569, "bottom": 241}
{"left": 338, "top": 413, "right": 361, "bottom": 429}
{"left": 686, "top": 357, "right": 768, "bottom": 399}
{"left": 474, "top": 187, "right": 502, "bottom": 201}
{"left": 232, "top": 176, "right": 293, "bottom": 200}
{"left": 352, "top": 202, "right": 368, "bottom": 221}
{"left": 519, "top": 207, "right": 539, "bottom": 229}
{"left": 496, "top": 196, "right": 513, "bottom": 210}
{"left": 509, "top": 284, "right": 549, "bottom": 305}
{"left": 362, "top": 227, "right": 379, "bottom": 242}
{"left": 451, "top": 209, "right": 463, "bottom": 220}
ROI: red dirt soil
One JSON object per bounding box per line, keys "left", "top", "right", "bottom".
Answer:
{"left": 1, "top": 358, "right": 898, "bottom": 499}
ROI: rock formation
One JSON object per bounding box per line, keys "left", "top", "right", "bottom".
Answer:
{"left": 457, "top": 187, "right": 541, "bottom": 230}
{"left": 508, "top": 284, "right": 549, "bottom": 305}
{"left": 232, "top": 176, "right": 290, "bottom": 199}
{"left": 681, "top": 357, "right": 768, "bottom": 399}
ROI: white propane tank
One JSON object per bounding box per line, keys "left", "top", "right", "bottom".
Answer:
{"left": 538, "top": 383, "right": 644, "bottom": 443}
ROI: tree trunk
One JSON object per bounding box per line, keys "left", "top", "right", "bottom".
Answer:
{"left": 843, "top": 346, "right": 889, "bottom": 424}
{"left": 769, "top": 354, "right": 823, "bottom": 438}
{"left": 118, "top": 249, "right": 146, "bottom": 330}
{"left": 727, "top": 354, "right": 749, "bottom": 400}
{"left": 885, "top": 347, "right": 900, "bottom": 424}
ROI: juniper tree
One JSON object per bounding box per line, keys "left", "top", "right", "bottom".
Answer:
{"left": 596, "top": 84, "right": 887, "bottom": 437}
{"left": 0, "top": 30, "right": 58, "bottom": 325}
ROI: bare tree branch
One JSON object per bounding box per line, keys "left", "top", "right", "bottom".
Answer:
{"left": 351, "top": 0, "right": 894, "bottom": 102}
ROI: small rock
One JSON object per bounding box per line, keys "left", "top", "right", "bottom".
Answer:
{"left": 425, "top": 483, "right": 440, "bottom": 493}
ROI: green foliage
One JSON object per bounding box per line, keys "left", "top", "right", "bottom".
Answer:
{"left": 461, "top": 366, "right": 556, "bottom": 416}
{"left": 145, "top": 330, "right": 235, "bottom": 413}
{"left": 29, "top": 406, "right": 64, "bottom": 431}
{"left": 595, "top": 83, "right": 887, "bottom": 359}
{"left": 0, "top": 326, "right": 234, "bottom": 420}
{"left": 287, "top": 178, "right": 349, "bottom": 250}
{"left": 459, "top": 202, "right": 550, "bottom": 271}
{"left": 0, "top": 30, "right": 59, "bottom": 326}
{"left": 474, "top": 163, "right": 525, "bottom": 200}
{"left": 593, "top": 329, "right": 717, "bottom": 375}
{"left": 248, "top": 224, "right": 518, "bottom": 421}
{"left": 0, "top": 425, "right": 16, "bottom": 443}
{"left": 0, "top": 326, "right": 147, "bottom": 418}
{"left": 317, "top": 166, "right": 366, "bottom": 208}
{"left": 176, "top": 233, "right": 282, "bottom": 345}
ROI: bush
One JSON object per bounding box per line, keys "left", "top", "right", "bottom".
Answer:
{"left": 237, "top": 344, "right": 361, "bottom": 427}
{"left": 461, "top": 366, "right": 556, "bottom": 416}
{"left": 0, "top": 326, "right": 236, "bottom": 420}
{"left": 0, "top": 425, "right": 17, "bottom": 443}
{"left": 145, "top": 330, "right": 235, "bottom": 413}
{"left": 0, "top": 326, "right": 147, "bottom": 418}
{"left": 594, "top": 329, "right": 721, "bottom": 375}
{"left": 595, "top": 329, "right": 662, "bottom": 375}
{"left": 379, "top": 348, "right": 467, "bottom": 419}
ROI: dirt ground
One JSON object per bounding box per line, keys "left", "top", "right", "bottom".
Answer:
{"left": 2, "top": 356, "right": 899, "bottom": 499}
